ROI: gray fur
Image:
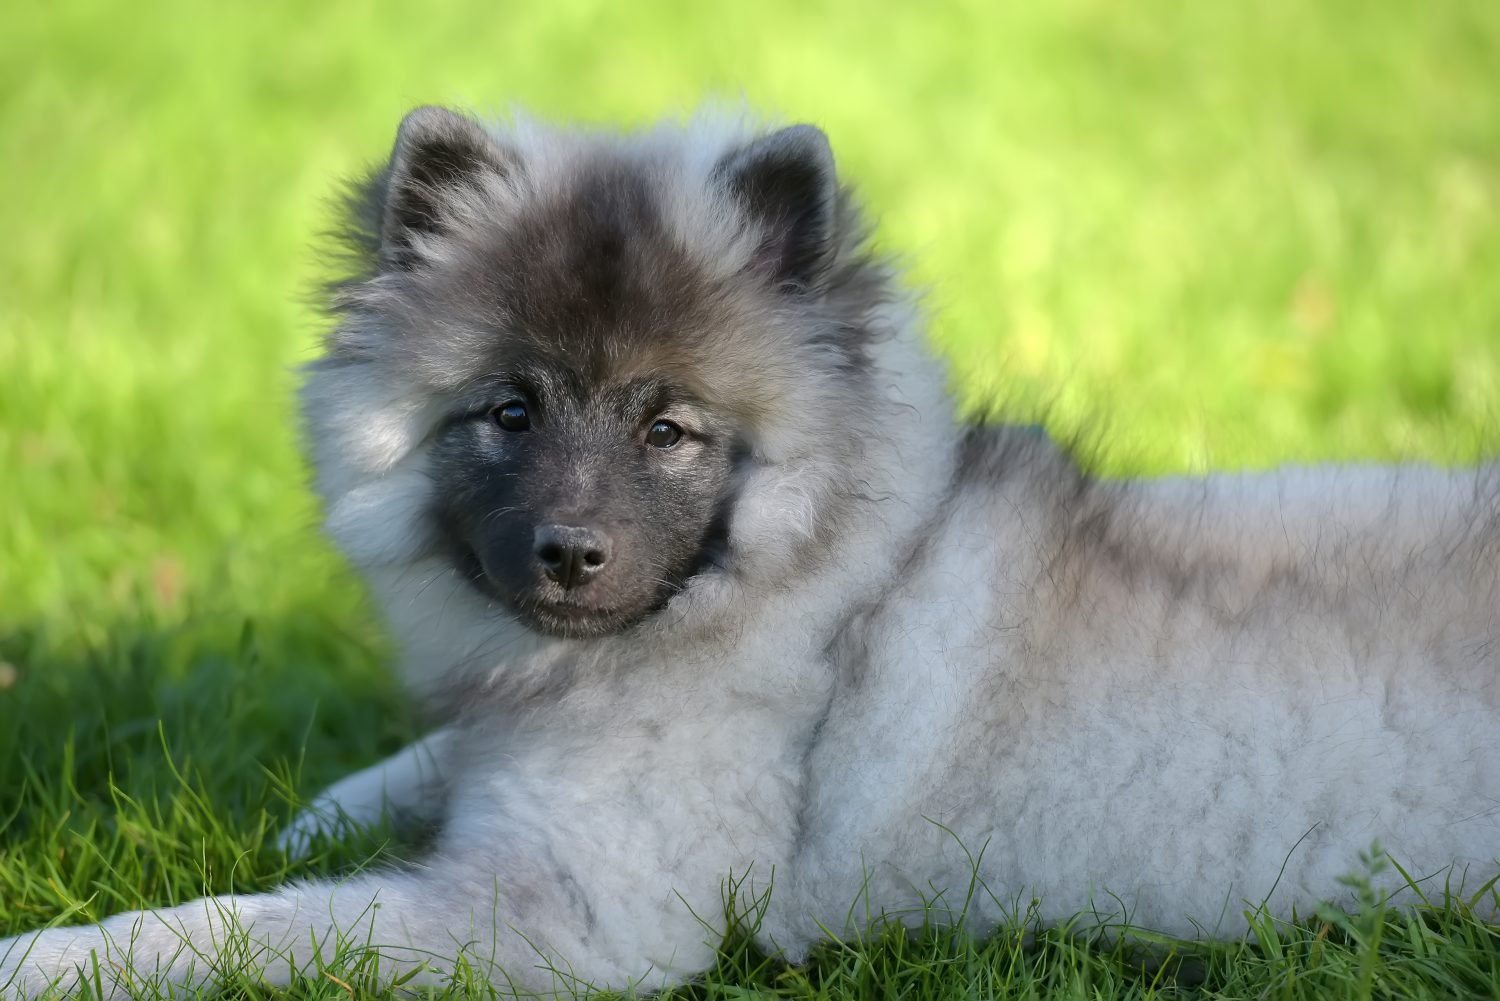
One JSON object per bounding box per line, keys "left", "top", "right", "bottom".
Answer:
{"left": 2, "top": 107, "right": 1497, "bottom": 999}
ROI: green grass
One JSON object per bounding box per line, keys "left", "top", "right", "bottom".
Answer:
{"left": 2, "top": 1, "right": 1499, "bottom": 997}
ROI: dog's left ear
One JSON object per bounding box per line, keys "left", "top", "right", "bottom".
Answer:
{"left": 379, "top": 106, "right": 516, "bottom": 271}
{"left": 717, "top": 125, "right": 837, "bottom": 293}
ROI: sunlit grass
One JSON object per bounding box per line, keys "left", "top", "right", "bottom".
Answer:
{"left": 2, "top": 1, "right": 1498, "bottom": 997}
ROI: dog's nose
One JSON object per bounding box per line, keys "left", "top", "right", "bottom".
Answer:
{"left": 534, "top": 524, "right": 612, "bottom": 589}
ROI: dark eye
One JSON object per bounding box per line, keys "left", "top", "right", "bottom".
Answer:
{"left": 646, "top": 419, "right": 682, "bottom": 449}
{"left": 493, "top": 401, "right": 530, "bottom": 432}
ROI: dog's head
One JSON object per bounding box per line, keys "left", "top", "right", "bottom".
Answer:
{"left": 304, "top": 107, "right": 898, "bottom": 640}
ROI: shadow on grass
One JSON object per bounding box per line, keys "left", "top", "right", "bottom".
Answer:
{"left": 0, "top": 610, "right": 420, "bottom": 935}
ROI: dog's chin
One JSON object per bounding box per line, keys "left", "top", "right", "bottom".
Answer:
{"left": 516, "top": 599, "right": 642, "bottom": 639}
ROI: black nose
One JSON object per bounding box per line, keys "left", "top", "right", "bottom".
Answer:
{"left": 534, "top": 524, "right": 612, "bottom": 590}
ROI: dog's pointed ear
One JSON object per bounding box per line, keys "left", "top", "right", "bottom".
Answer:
{"left": 718, "top": 125, "right": 837, "bottom": 293}
{"left": 379, "top": 106, "right": 514, "bottom": 271}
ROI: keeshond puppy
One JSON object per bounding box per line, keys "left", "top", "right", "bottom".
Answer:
{"left": 4, "top": 106, "right": 1498, "bottom": 998}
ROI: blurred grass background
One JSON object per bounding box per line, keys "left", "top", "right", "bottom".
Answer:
{"left": 1, "top": 2, "right": 1498, "bottom": 993}
{"left": 3, "top": 0, "right": 1499, "bottom": 639}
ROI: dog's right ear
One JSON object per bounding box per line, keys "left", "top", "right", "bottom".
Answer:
{"left": 378, "top": 106, "right": 515, "bottom": 271}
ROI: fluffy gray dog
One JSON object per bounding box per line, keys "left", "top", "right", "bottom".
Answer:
{"left": 3, "top": 106, "right": 1498, "bottom": 998}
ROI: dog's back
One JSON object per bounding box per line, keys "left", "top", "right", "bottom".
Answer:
{"left": 780, "top": 428, "right": 1500, "bottom": 945}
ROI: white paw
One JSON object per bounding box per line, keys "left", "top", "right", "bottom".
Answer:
{"left": 276, "top": 800, "right": 366, "bottom": 860}
{"left": 278, "top": 757, "right": 429, "bottom": 860}
{"left": 0, "top": 924, "right": 112, "bottom": 999}
{"left": 1, "top": 903, "right": 258, "bottom": 999}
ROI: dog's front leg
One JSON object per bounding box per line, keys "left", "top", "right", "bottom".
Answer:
{"left": 0, "top": 859, "right": 616, "bottom": 999}
{"left": 279, "top": 728, "right": 455, "bottom": 858}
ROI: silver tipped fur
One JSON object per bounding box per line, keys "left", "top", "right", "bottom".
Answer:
{"left": 2, "top": 107, "right": 1497, "bottom": 998}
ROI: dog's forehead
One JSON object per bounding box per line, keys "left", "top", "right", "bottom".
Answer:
{"left": 490, "top": 161, "right": 724, "bottom": 357}
{"left": 427, "top": 156, "right": 781, "bottom": 409}
{"left": 510, "top": 362, "right": 686, "bottom": 417}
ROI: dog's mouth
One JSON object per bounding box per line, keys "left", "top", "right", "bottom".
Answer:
{"left": 517, "top": 598, "right": 638, "bottom": 639}
{"left": 452, "top": 506, "right": 733, "bottom": 639}
{"left": 455, "top": 547, "right": 655, "bottom": 638}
